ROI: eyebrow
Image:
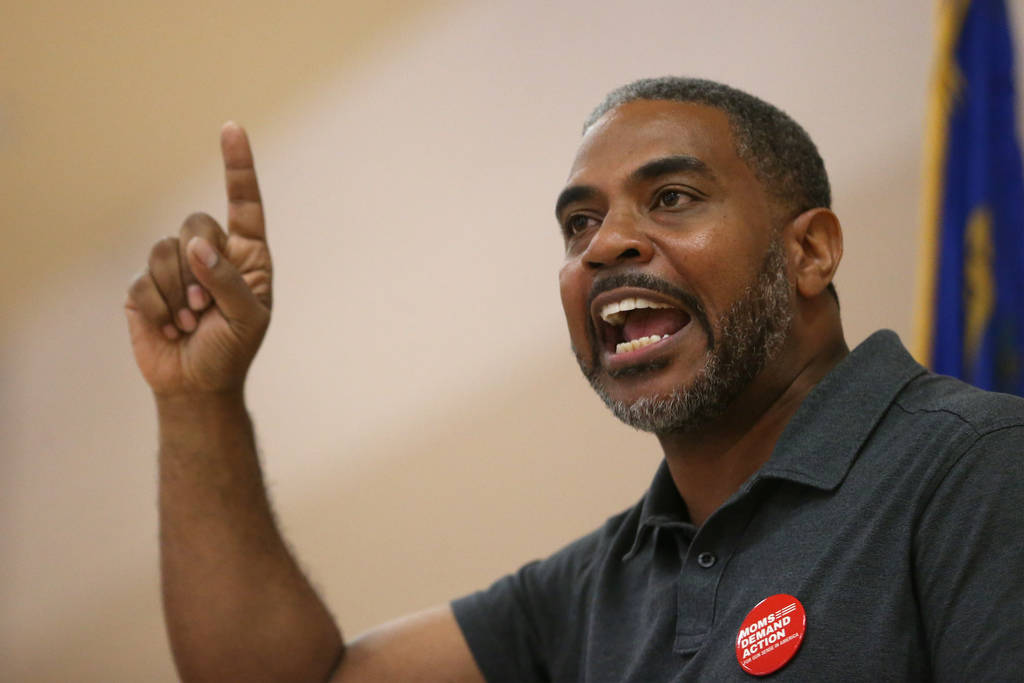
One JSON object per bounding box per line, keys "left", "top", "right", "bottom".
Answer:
{"left": 629, "top": 154, "right": 714, "bottom": 184}
{"left": 554, "top": 185, "right": 599, "bottom": 219}
{"left": 554, "top": 155, "right": 715, "bottom": 219}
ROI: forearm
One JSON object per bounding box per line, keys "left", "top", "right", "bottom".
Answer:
{"left": 157, "top": 392, "right": 342, "bottom": 682}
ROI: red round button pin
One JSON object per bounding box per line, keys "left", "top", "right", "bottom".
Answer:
{"left": 735, "top": 594, "right": 806, "bottom": 676}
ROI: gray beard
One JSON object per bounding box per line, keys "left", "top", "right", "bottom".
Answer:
{"left": 578, "top": 240, "right": 793, "bottom": 434}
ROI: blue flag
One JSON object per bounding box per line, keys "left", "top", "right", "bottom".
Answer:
{"left": 915, "top": 0, "right": 1024, "bottom": 395}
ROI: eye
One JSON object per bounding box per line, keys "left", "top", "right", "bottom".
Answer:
{"left": 564, "top": 213, "right": 599, "bottom": 236}
{"left": 653, "top": 188, "right": 695, "bottom": 209}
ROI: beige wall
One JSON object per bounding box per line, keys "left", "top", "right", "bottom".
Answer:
{"left": 3, "top": 1, "right": 1023, "bottom": 679}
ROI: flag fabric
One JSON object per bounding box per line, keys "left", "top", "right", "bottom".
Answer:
{"left": 914, "top": 0, "right": 1024, "bottom": 395}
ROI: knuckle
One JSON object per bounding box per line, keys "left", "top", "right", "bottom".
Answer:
{"left": 243, "top": 270, "right": 271, "bottom": 291}
{"left": 245, "top": 308, "right": 271, "bottom": 338}
{"left": 183, "top": 212, "right": 218, "bottom": 233}
{"left": 252, "top": 305, "right": 271, "bottom": 327}
{"left": 149, "top": 237, "right": 179, "bottom": 265}
{"left": 184, "top": 211, "right": 213, "bottom": 225}
{"left": 127, "top": 271, "right": 150, "bottom": 298}
{"left": 182, "top": 212, "right": 226, "bottom": 247}
{"left": 127, "top": 274, "right": 169, "bottom": 321}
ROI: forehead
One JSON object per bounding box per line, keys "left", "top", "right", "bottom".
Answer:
{"left": 567, "top": 99, "right": 746, "bottom": 185}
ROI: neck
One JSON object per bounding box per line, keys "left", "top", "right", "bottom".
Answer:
{"left": 656, "top": 332, "right": 848, "bottom": 527}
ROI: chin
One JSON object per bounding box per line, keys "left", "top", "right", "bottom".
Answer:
{"left": 580, "top": 354, "right": 726, "bottom": 434}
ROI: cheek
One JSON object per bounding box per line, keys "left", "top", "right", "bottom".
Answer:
{"left": 659, "top": 221, "right": 761, "bottom": 312}
{"left": 558, "top": 262, "right": 590, "bottom": 344}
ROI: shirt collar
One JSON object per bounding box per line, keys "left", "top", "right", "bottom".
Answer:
{"left": 753, "top": 330, "right": 925, "bottom": 491}
{"left": 623, "top": 460, "right": 691, "bottom": 561}
{"left": 623, "top": 330, "right": 925, "bottom": 561}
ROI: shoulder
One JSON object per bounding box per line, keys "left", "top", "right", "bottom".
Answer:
{"left": 871, "top": 370, "right": 1024, "bottom": 502}
{"left": 895, "top": 370, "right": 1024, "bottom": 436}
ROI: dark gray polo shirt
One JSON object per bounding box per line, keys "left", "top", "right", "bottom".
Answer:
{"left": 451, "top": 331, "right": 1024, "bottom": 682}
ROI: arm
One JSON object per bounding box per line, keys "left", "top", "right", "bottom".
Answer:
{"left": 125, "top": 123, "right": 484, "bottom": 682}
{"left": 157, "top": 391, "right": 342, "bottom": 681}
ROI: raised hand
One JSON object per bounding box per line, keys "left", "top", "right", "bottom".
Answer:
{"left": 125, "top": 122, "right": 272, "bottom": 396}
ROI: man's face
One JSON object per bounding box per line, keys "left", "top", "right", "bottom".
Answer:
{"left": 556, "top": 99, "right": 793, "bottom": 432}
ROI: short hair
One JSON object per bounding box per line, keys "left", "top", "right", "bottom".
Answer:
{"left": 585, "top": 76, "right": 836, "bottom": 301}
{"left": 585, "top": 76, "right": 831, "bottom": 214}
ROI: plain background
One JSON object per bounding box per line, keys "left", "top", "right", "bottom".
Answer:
{"left": 3, "top": 1, "right": 1023, "bottom": 679}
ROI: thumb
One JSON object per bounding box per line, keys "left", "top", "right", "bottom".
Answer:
{"left": 185, "top": 236, "right": 267, "bottom": 331}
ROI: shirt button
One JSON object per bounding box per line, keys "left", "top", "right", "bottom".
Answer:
{"left": 697, "top": 551, "right": 717, "bottom": 568}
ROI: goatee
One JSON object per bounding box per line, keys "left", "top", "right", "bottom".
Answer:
{"left": 577, "top": 239, "right": 793, "bottom": 434}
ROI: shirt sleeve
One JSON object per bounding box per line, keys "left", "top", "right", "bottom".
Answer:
{"left": 451, "top": 563, "right": 551, "bottom": 683}
{"left": 450, "top": 521, "right": 615, "bottom": 683}
{"left": 913, "top": 423, "right": 1024, "bottom": 681}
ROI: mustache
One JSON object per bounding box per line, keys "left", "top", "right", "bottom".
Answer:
{"left": 587, "top": 272, "right": 713, "bottom": 349}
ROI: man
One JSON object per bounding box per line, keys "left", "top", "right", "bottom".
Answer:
{"left": 125, "top": 77, "right": 1023, "bottom": 681}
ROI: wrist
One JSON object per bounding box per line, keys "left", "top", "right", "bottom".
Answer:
{"left": 155, "top": 389, "right": 248, "bottom": 425}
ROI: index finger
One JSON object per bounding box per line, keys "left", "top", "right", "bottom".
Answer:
{"left": 221, "top": 121, "right": 266, "bottom": 240}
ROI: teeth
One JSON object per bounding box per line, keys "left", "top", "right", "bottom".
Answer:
{"left": 605, "top": 312, "right": 627, "bottom": 325}
{"left": 600, "top": 297, "right": 673, "bottom": 324}
{"left": 615, "top": 334, "right": 665, "bottom": 354}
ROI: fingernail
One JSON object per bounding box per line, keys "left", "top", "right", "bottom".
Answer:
{"left": 177, "top": 308, "right": 197, "bottom": 332}
{"left": 162, "top": 324, "right": 180, "bottom": 340}
{"left": 189, "top": 236, "right": 218, "bottom": 268}
{"left": 187, "top": 284, "right": 207, "bottom": 310}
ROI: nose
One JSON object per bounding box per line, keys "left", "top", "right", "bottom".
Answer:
{"left": 581, "top": 210, "right": 654, "bottom": 269}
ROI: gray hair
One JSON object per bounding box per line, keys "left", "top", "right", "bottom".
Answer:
{"left": 585, "top": 76, "right": 831, "bottom": 215}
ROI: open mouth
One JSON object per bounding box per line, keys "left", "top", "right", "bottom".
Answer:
{"left": 593, "top": 292, "right": 692, "bottom": 357}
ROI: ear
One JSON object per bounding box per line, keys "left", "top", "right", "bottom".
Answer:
{"left": 784, "top": 208, "right": 843, "bottom": 299}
